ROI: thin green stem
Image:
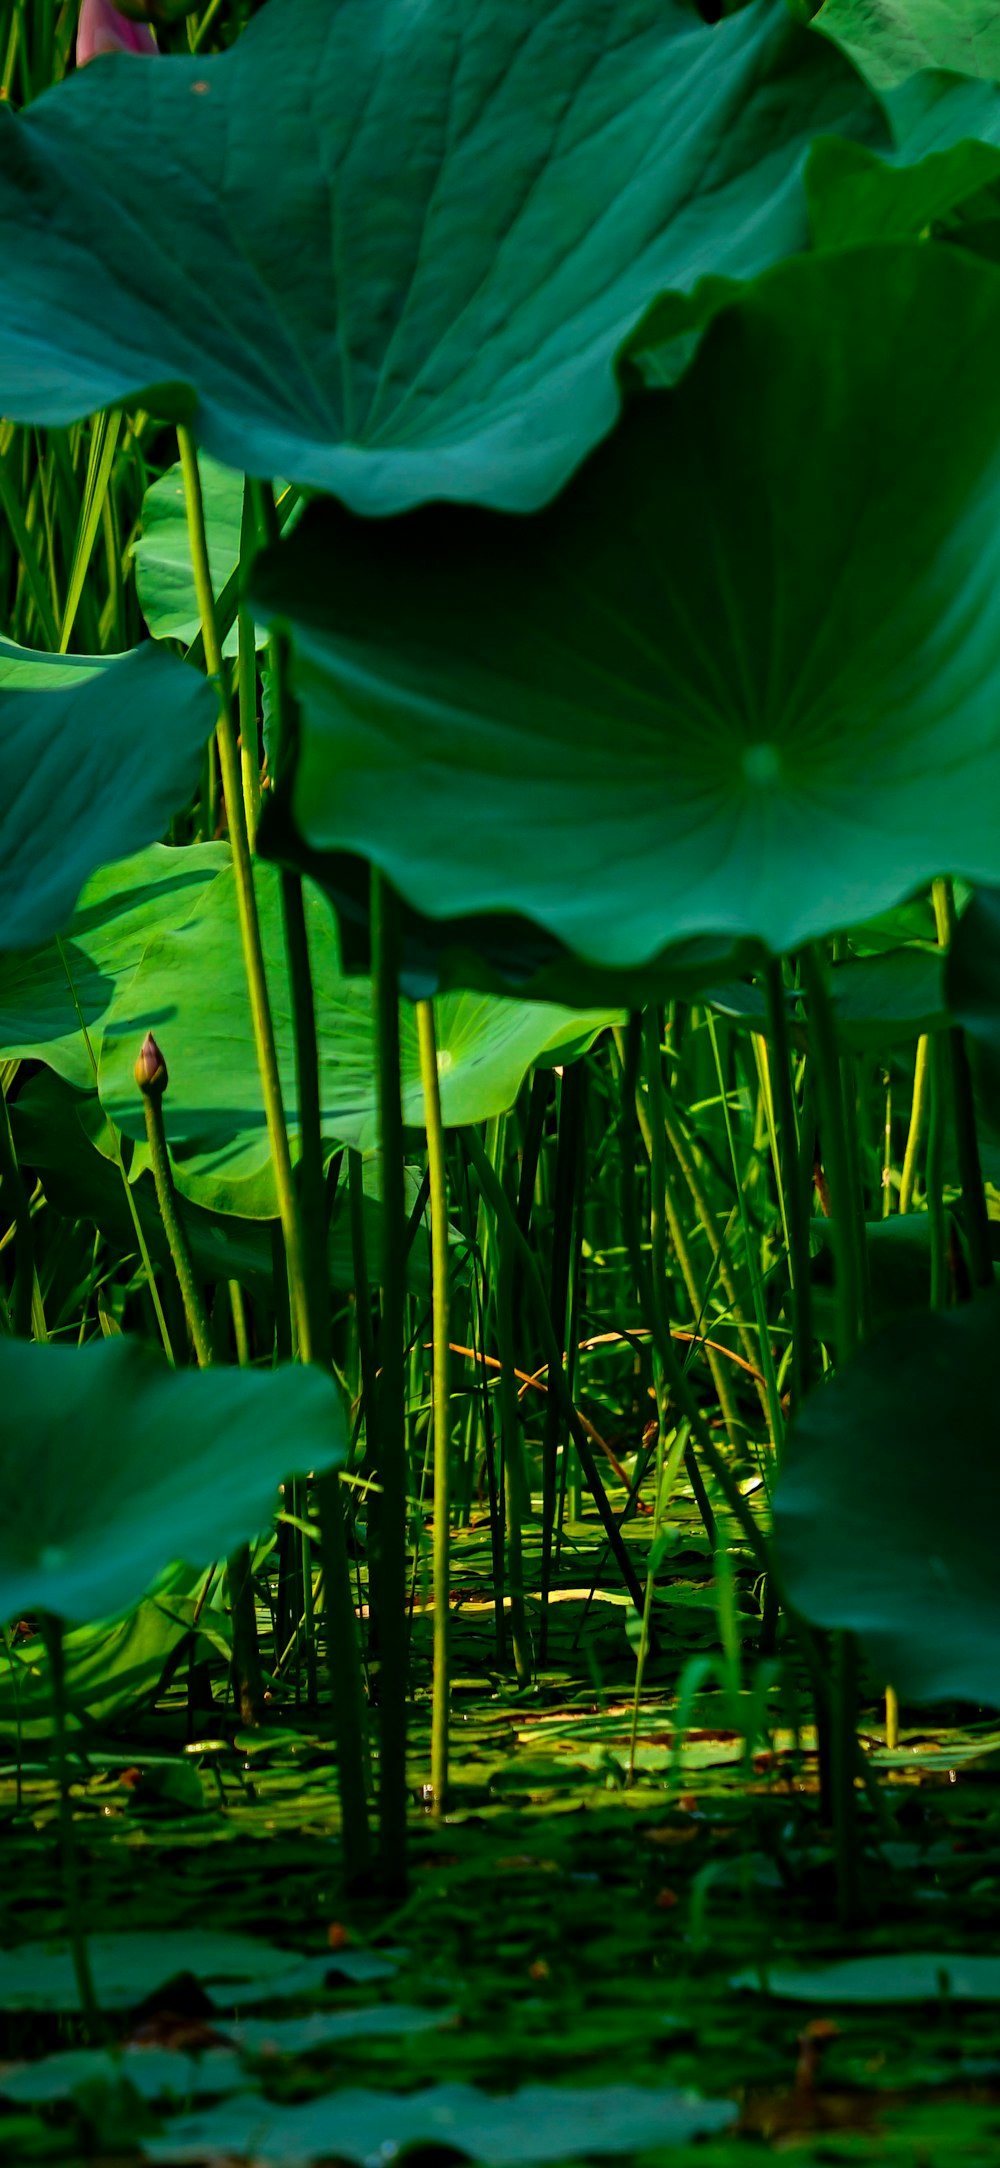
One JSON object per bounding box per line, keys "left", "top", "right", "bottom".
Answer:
{"left": 371, "top": 870, "right": 408, "bottom": 1895}
{"left": 764, "top": 957, "right": 813, "bottom": 1412}
{"left": 933, "top": 880, "right": 994, "bottom": 1291}
{"left": 463, "top": 1123, "right": 648, "bottom": 1614}
{"left": 281, "top": 867, "right": 372, "bottom": 1886}
{"left": 416, "top": 1000, "right": 452, "bottom": 1807}
{"left": 618, "top": 1020, "right": 770, "bottom": 1574}
{"left": 177, "top": 427, "right": 312, "bottom": 1351}
{"left": 927, "top": 1033, "right": 948, "bottom": 1310}
{"left": 704, "top": 1013, "right": 784, "bottom": 1448}
{"left": 56, "top": 936, "right": 173, "bottom": 1363}
{"left": 497, "top": 1207, "right": 532, "bottom": 1689}
{"left": 801, "top": 949, "right": 863, "bottom": 1366}
{"left": 899, "top": 1035, "right": 930, "bottom": 1217}
{"left": 0, "top": 1074, "right": 33, "bottom": 1338}
{"left": 40, "top": 1614, "right": 101, "bottom": 2041}
{"left": 137, "top": 1058, "right": 212, "bottom": 1369}
{"left": 540, "top": 1061, "right": 583, "bottom": 1662}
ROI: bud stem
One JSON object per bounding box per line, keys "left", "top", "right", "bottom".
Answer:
{"left": 136, "top": 1049, "right": 213, "bottom": 1369}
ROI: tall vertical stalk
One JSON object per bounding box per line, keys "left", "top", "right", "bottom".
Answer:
{"left": 933, "top": 879, "right": 993, "bottom": 1291}
{"left": 371, "top": 870, "right": 408, "bottom": 1893}
{"left": 0, "top": 1074, "right": 33, "bottom": 1338}
{"left": 464, "top": 1123, "right": 647, "bottom": 1612}
{"left": 764, "top": 957, "right": 812, "bottom": 1412}
{"left": 618, "top": 1019, "right": 775, "bottom": 1575}
{"left": 898, "top": 1036, "right": 930, "bottom": 1217}
{"left": 177, "top": 428, "right": 311, "bottom": 1344}
{"left": 798, "top": 952, "right": 867, "bottom": 1925}
{"left": 800, "top": 949, "right": 864, "bottom": 1367}
{"left": 279, "top": 867, "right": 372, "bottom": 1884}
{"left": 136, "top": 1031, "right": 263, "bottom": 1727}
{"left": 540, "top": 1062, "right": 583, "bottom": 1661}
{"left": 40, "top": 1613, "right": 101, "bottom": 2042}
{"left": 416, "top": 1000, "right": 451, "bottom": 1808}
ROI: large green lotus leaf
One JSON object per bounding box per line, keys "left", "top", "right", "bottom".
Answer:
{"left": 94, "top": 857, "right": 617, "bottom": 1214}
{"left": 707, "top": 948, "right": 947, "bottom": 1048}
{"left": 251, "top": 245, "right": 1000, "bottom": 968}
{"left": 0, "top": 1574, "right": 205, "bottom": 1740}
{"left": 143, "top": 2082, "right": 736, "bottom": 2167}
{"left": 0, "top": 639, "right": 214, "bottom": 951}
{"left": 0, "top": 0, "right": 878, "bottom": 513}
{"left": 10, "top": 1068, "right": 432, "bottom": 1298}
{"left": 0, "top": 1335, "right": 346, "bottom": 1625}
{"left": 774, "top": 1292, "right": 1000, "bottom": 1706}
{"left": 259, "top": 805, "right": 757, "bottom": 1006}
{"left": 806, "top": 66, "right": 1000, "bottom": 250}
{"left": 814, "top": 0, "right": 1000, "bottom": 89}
{"left": 807, "top": 130, "right": 1000, "bottom": 245}
{"left": 0, "top": 843, "right": 225, "bottom": 1092}
{"left": 133, "top": 454, "right": 250, "bottom": 656}
{"left": 810, "top": 1214, "right": 933, "bottom": 1334}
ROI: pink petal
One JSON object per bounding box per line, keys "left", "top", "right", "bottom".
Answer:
{"left": 77, "top": 0, "right": 157, "bottom": 64}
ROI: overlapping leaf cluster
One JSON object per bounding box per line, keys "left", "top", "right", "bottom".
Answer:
{"left": 3, "top": 0, "right": 1000, "bottom": 1863}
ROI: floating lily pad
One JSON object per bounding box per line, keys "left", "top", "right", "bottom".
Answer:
{"left": 0, "top": 1931, "right": 375, "bottom": 2013}
{"left": 735, "top": 1954, "right": 1000, "bottom": 2001}
{"left": 0, "top": 0, "right": 876, "bottom": 511}
{"left": 0, "top": 640, "right": 214, "bottom": 951}
{"left": 231, "top": 2005, "right": 452, "bottom": 2055}
{"left": 0, "top": 2045, "right": 243, "bottom": 2104}
{"left": 253, "top": 244, "right": 1000, "bottom": 970}
{"left": 774, "top": 1291, "right": 1000, "bottom": 1706}
{"left": 142, "top": 2080, "right": 736, "bottom": 2166}
{"left": 0, "top": 1335, "right": 346, "bottom": 1625}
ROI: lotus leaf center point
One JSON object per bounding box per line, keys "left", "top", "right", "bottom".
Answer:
{"left": 742, "top": 741, "right": 782, "bottom": 787}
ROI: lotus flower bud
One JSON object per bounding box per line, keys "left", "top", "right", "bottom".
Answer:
{"left": 77, "top": 0, "right": 158, "bottom": 64}
{"left": 134, "top": 1031, "right": 168, "bottom": 1096}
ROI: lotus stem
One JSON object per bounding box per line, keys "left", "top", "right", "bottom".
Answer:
{"left": 463, "top": 1122, "right": 650, "bottom": 1610}
{"left": 899, "top": 1035, "right": 929, "bottom": 1216}
{"left": 763, "top": 957, "right": 813, "bottom": 1412}
{"left": 497, "top": 1201, "right": 532, "bottom": 1690}
{"left": 416, "top": 999, "right": 452, "bottom": 1806}
{"left": 885, "top": 1685, "right": 900, "bottom": 1752}
{"left": 617, "top": 1018, "right": 776, "bottom": 1573}
{"left": 279, "top": 867, "right": 372, "bottom": 1886}
{"left": 539, "top": 1061, "right": 583, "bottom": 1661}
{"left": 371, "top": 870, "right": 409, "bottom": 1895}
{"left": 0, "top": 1073, "right": 34, "bottom": 1339}
{"left": 40, "top": 1613, "right": 102, "bottom": 2042}
{"left": 135, "top": 1032, "right": 263, "bottom": 1725}
{"left": 177, "top": 427, "right": 313, "bottom": 1359}
{"left": 933, "top": 878, "right": 994, "bottom": 1291}
{"left": 135, "top": 1032, "right": 212, "bottom": 1368}
{"left": 800, "top": 949, "right": 865, "bottom": 1366}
